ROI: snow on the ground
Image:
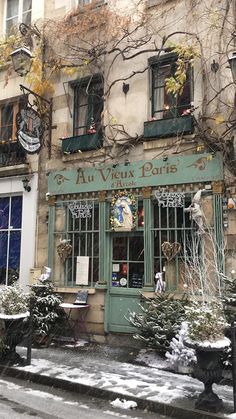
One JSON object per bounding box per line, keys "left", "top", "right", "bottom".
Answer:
{"left": 110, "top": 398, "right": 137, "bottom": 410}
{"left": 15, "top": 348, "right": 236, "bottom": 416}
{"left": 135, "top": 349, "right": 170, "bottom": 370}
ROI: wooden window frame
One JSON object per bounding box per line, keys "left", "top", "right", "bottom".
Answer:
{"left": 149, "top": 54, "right": 193, "bottom": 120}
{"left": 0, "top": 100, "right": 20, "bottom": 144}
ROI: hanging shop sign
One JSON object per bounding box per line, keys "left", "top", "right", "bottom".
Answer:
{"left": 17, "top": 107, "right": 44, "bottom": 154}
{"left": 154, "top": 190, "right": 185, "bottom": 207}
{"left": 16, "top": 84, "right": 52, "bottom": 156}
{"left": 110, "top": 192, "right": 137, "bottom": 231}
{"left": 68, "top": 201, "right": 93, "bottom": 218}
{"left": 48, "top": 153, "right": 223, "bottom": 195}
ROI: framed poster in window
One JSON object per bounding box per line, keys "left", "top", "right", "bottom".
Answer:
{"left": 76, "top": 256, "right": 89, "bottom": 285}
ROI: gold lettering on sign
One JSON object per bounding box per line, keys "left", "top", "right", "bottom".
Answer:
{"left": 76, "top": 168, "right": 94, "bottom": 185}
{"left": 139, "top": 162, "right": 178, "bottom": 178}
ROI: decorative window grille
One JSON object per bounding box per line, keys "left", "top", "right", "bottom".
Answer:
{"left": 0, "top": 195, "right": 22, "bottom": 285}
{"left": 54, "top": 199, "right": 99, "bottom": 287}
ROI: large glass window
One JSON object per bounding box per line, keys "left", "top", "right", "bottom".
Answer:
{"left": 112, "top": 234, "right": 144, "bottom": 289}
{"left": 151, "top": 55, "right": 193, "bottom": 119}
{"left": 54, "top": 199, "right": 99, "bottom": 287}
{"left": 152, "top": 194, "right": 193, "bottom": 291}
{"left": 73, "top": 76, "right": 103, "bottom": 136}
{"left": 6, "top": 0, "right": 32, "bottom": 34}
{"left": 0, "top": 195, "right": 22, "bottom": 285}
{"left": 111, "top": 198, "right": 144, "bottom": 289}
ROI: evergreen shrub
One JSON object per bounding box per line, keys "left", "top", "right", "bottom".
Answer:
{"left": 129, "top": 293, "right": 188, "bottom": 354}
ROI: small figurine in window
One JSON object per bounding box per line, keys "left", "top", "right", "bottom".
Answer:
{"left": 87, "top": 117, "right": 96, "bottom": 134}
{"left": 155, "top": 267, "right": 166, "bottom": 293}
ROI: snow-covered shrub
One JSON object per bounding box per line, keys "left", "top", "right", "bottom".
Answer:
{"left": 0, "top": 285, "right": 29, "bottom": 315}
{"left": 31, "top": 280, "right": 64, "bottom": 339}
{"left": 129, "top": 293, "right": 188, "bottom": 354}
{"left": 166, "top": 322, "right": 196, "bottom": 371}
{"left": 185, "top": 300, "right": 227, "bottom": 343}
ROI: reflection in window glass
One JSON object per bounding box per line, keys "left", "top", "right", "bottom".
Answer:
{"left": 0, "top": 195, "right": 22, "bottom": 285}
{"left": 112, "top": 234, "right": 144, "bottom": 289}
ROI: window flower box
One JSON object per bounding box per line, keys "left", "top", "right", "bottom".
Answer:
{"left": 144, "top": 115, "right": 194, "bottom": 139}
{"left": 61, "top": 132, "right": 103, "bottom": 154}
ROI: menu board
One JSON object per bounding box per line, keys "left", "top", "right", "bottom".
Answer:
{"left": 129, "top": 273, "right": 143, "bottom": 288}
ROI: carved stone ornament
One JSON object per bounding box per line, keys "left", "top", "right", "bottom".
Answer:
{"left": 57, "top": 240, "right": 72, "bottom": 263}
{"left": 161, "top": 241, "right": 181, "bottom": 261}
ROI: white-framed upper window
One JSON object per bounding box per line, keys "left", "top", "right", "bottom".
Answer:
{"left": 6, "top": 0, "right": 32, "bottom": 35}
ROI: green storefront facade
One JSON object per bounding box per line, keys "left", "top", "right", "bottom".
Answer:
{"left": 47, "top": 153, "right": 224, "bottom": 334}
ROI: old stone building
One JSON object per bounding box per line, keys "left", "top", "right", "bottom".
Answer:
{"left": 0, "top": 0, "right": 235, "bottom": 338}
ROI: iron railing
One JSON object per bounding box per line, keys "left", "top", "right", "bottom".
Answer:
{"left": 0, "top": 141, "right": 26, "bottom": 167}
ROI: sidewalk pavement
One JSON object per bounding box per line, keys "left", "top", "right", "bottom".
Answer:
{"left": 0, "top": 340, "right": 235, "bottom": 419}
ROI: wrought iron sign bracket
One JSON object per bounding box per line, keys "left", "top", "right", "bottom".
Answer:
{"left": 17, "top": 84, "right": 53, "bottom": 157}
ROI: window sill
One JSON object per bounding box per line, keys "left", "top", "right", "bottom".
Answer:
{"left": 144, "top": 115, "right": 194, "bottom": 139}
{"left": 54, "top": 287, "right": 96, "bottom": 294}
{"left": 60, "top": 132, "right": 103, "bottom": 154}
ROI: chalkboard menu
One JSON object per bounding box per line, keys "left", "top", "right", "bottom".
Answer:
{"left": 129, "top": 273, "right": 143, "bottom": 288}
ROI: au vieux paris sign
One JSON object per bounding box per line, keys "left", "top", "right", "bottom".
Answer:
{"left": 48, "top": 153, "right": 223, "bottom": 195}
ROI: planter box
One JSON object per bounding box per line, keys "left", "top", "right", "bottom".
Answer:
{"left": 61, "top": 132, "right": 103, "bottom": 154}
{"left": 144, "top": 115, "right": 193, "bottom": 139}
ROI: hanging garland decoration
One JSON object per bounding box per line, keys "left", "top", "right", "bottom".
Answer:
{"left": 57, "top": 239, "right": 72, "bottom": 263}
{"left": 110, "top": 191, "right": 138, "bottom": 231}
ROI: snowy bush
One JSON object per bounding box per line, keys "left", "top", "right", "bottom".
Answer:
{"left": 31, "top": 280, "right": 64, "bottom": 338}
{"left": 129, "top": 293, "right": 188, "bottom": 354}
{"left": 166, "top": 322, "right": 196, "bottom": 370}
{"left": 185, "top": 300, "right": 227, "bottom": 343}
{"left": 0, "top": 285, "right": 29, "bottom": 315}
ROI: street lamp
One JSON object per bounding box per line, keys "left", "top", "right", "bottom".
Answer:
{"left": 229, "top": 51, "right": 236, "bottom": 83}
{"left": 10, "top": 46, "right": 32, "bottom": 77}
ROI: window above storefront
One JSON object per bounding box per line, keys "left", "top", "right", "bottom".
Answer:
{"left": 144, "top": 54, "right": 194, "bottom": 138}
{"left": 5, "top": 0, "right": 32, "bottom": 35}
{"left": 0, "top": 98, "right": 27, "bottom": 168}
{"left": 61, "top": 75, "right": 104, "bottom": 154}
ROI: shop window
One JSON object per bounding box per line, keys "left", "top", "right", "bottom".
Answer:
{"left": 0, "top": 195, "right": 22, "bottom": 285}
{"left": 150, "top": 54, "right": 193, "bottom": 119}
{"left": 112, "top": 234, "right": 144, "bottom": 289}
{"left": 54, "top": 199, "right": 99, "bottom": 287}
{"left": 6, "top": 0, "right": 32, "bottom": 35}
{"left": 152, "top": 194, "right": 193, "bottom": 291}
{"left": 73, "top": 76, "right": 104, "bottom": 136}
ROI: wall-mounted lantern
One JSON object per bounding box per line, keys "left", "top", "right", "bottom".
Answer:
{"left": 22, "top": 177, "right": 31, "bottom": 192}
{"left": 10, "top": 46, "right": 32, "bottom": 77}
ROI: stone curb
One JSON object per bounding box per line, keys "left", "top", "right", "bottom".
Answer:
{"left": 0, "top": 364, "right": 228, "bottom": 419}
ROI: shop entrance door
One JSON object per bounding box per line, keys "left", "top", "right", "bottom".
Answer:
{"left": 108, "top": 233, "right": 144, "bottom": 333}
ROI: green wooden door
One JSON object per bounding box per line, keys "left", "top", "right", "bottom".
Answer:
{"left": 107, "top": 232, "right": 144, "bottom": 333}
